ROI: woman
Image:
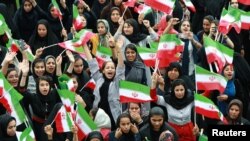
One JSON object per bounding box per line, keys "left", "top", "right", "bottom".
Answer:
{"left": 178, "top": 20, "right": 202, "bottom": 80}
{"left": 150, "top": 75, "right": 199, "bottom": 141}
{"left": 83, "top": 36, "right": 124, "bottom": 130}
{"left": 226, "top": 99, "right": 250, "bottom": 125}
{"left": 0, "top": 114, "right": 18, "bottom": 141}
{"left": 109, "top": 113, "right": 141, "bottom": 141}
{"left": 114, "top": 18, "right": 158, "bottom": 52}
{"left": 107, "top": 7, "right": 121, "bottom": 36}
{"left": 196, "top": 15, "right": 214, "bottom": 45}
{"left": 85, "top": 131, "right": 104, "bottom": 141}
{"left": 91, "top": 0, "right": 109, "bottom": 19}
{"left": 28, "top": 19, "right": 62, "bottom": 59}
{"left": 139, "top": 107, "right": 178, "bottom": 141}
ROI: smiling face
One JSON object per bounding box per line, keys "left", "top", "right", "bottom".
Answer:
{"left": 123, "top": 23, "right": 134, "bottom": 35}
{"left": 74, "top": 59, "right": 84, "bottom": 74}
{"left": 46, "top": 58, "right": 56, "bottom": 74}
{"left": 125, "top": 48, "right": 136, "bottom": 62}
{"left": 102, "top": 61, "right": 116, "bottom": 79}
{"left": 180, "top": 20, "right": 191, "bottom": 33}
{"left": 174, "top": 85, "right": 185, "bottom": 99}
{"left": 111, "top": 9, "right": 120, "bottom": 23}
{"left": 7, "top": 70, "right": 19, "bottom": 87}
{"left": 37, "top": 24, "right": 47, "bottom": 38}
{"left": 97, "top": 22, "right": 106, "bottom": 35}
{"left": 34, "top": 62, "right": 45, "bottom": 77}
{"left": 223, "top": 65, "right": 234, "bottom": 80}
{"left": 203, "top": 19, "right": 211, "bottom": 33}
{"left": 39, "top": 80, "right": 50, "bottom": 95}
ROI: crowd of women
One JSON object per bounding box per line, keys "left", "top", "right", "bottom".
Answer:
{"left": 0, "top": 0, "right": 250, "bottom": 141}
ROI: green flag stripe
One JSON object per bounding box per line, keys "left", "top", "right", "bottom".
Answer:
{"left": 77, "top": 104, "right": 97, "bottom": 130}
{"left": 119, "top": 80, "right": 150, "bottom": 94}
{"left": 97, "top": 46, "right": 112, "bottom": 56}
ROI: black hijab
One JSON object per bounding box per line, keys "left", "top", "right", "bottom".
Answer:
{"left": 107, "top": 7, "right": 121, "bottom": 35}
{"left": 0, "top": 114, "right": 18, "bottom": 141}
{"left": 92, "top": 0, "right": 109, "bottom": 19}
{"left": 165, "top": 79, "right": 194, "bottom": 110}
{"left": 123, "top": 18, "right": 147, "bottom": 44}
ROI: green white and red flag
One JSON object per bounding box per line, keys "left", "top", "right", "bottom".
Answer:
{"left": 134, "top": 4, "right": 152, "bottom": 15}
{"left": 144, "top": 0, "right": 176, "bottom": 14}
{"left": 55, "top": 106, "right": 74, "bottom": 133}
{"left": 75, "top": 104, "right": 97, "bottom": 140}
{"left": 84, "top": 78, "right": 96, "bottom": 91}
{"left": 195, "top": 65, "right": 228, "bottom": 94}
{"left": 195, "top": 93, "right": 228, "bottom": 124}
{"left": 137, "top": 47, "right": 157, "bottom": 67}
{"left": 123, "top": 0, "right": 136, "bottom": 7}
{"left": 240, "top": 10, "right": 250, "bottom": 30}
{"left": 119, "top": 80, "right": 153, "bottom": 103}
{"left": 58, "top": 40, "right": 85, "bottom": 54}
{"left": 18, "top": 127, "right": 36, "bottom": 141}
{"left": 51, "top": 0, "right": 62, "bottom": 20}
{"left": 6, "top": 39, "right": 19, "bottom": 53}
{"left": 71, "top": 29, "right": 94, "bottom": 47}
{"left": 157, "top": 34, "right": 184, "bottom": 59}
{"left": 238, "top": 0, "right": 250, "bottom": 5}
{"left": 0, "top": 73, "right": 26, "bottom": 125}
{"left": 219, "top": 7, "right": 241, "bottom": 34}
{"left": 182, "top": 0, "right": 196, "bottom": 12}
{"left": 58, "top": 74, "right": 75, "bottom": 92}
{"left": 203, "top": 36, "right": 234, "bottom": 72}
{"left": 73, "top": 4, "right": 84, "bottom": 31}
{"left": 0, "top": 13, "right": 10, "bottom": 36}
{"left": 96, "top": 46, "right": 112, "bottom": 68}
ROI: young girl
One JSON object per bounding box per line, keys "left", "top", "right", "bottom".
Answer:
{"left": 83, "top": 36, "right": 125, "bottom": 130}
{"left": 151, "top": 74, "right": 199, "bottom": 141}
{"left": 0, "top": 114, "right": 18, "bottom": 141}
{"left": 109, "top": 113, "right": 141, "bottom": 141}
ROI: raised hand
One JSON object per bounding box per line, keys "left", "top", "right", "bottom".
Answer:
{"left": 35, "top": 47, "right": 44, "bottom": 58}
{"left": 56, "top": 55, "right": 62, "bottom": 65}
{"left": 130, "top": 123, "right": 139, "bottom": 134}
{"left": 44, "top": 125, "right": 53, "bottom": 136}
{"left": 66, "top": 50, "right": 75, "bottom": 63}
{"left": 115, "top": 128, "right": 123, "bottom": 139}
{"left": 142, "top": 20, "right": 151, "bottom": 29}
{"left": 4, "top": 52, "right": 17, "bottom": 63}
{"left": 21, "top": 59, "right": 30, "bottom": 75}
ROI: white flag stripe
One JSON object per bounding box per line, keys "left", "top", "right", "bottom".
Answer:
{"left": 205, "top": 46, "right": 226, "bottom": 63}
{"left": 158, "top": 42, "right": 176, "bottom": 50}
{"left": 96, "top": 52, "right": 111, "bottom": 61}
{"left": 119, "top": 88, "right": 151, "bottom": 101}
{"left": 139, "top": 53, "right": 156, "bottom": 60}
{"left": 241, "top": 15, "right": 250, "bottom": 23}
{"left": 195, "top": 100, "right": 220, "bottom": 113}
{"left": 76, "top": 116, "right": 92, "bottom": 134}
{"left": 196, "top": 74, "right": 227, "bottom": 87}
{"left": 221, "top": 14, "right": 236, "bottom": 23}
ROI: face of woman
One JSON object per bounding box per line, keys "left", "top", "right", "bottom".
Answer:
{"left": 102, "top": 62, "right": 116, "bottom": 79}
{"left": 203, "top": 19, "right": 211, "bottom": 33}
{"left": 180, "top": 21, "right": 191, "bottom": 33}
{"left": 34, "top": 62, "right": 45, "bottom": 77}
{"left": 23, "top": 1, "right": 32, "bottom": 13}
{"left": 98, "top": 0, "right": 106, "bottom": 4}
{"left": 74, "top": 59, "right": 84, "bottom": 74}
{"left": 129, "top": 103, "right": 140, "bottom": 115}
{"left": 7, "top": 120, "right": 16, "bottom": 137}
{"left": 125, "top": 48, "right": 136, "bottom": 62}
{"left": 37, "top": 24, "right": 47, "bottom": 38}
{"left": 50, "top": 6, "right": 60, "bottom": 18}
{"left": 167, "top": 68, "right": 179, "bottom": 80}
{"left": 150, "top": 115, "right": 164, "bottom": 131}
{"left": 174, "top": 85, "right": 185, "bottom": 99}
{"left": 111, "top": 10, "right": 120, "bottom": 23}
{"left": 7, "top": 70, "right": 19, "bottom": 87}
{"left": 39, "top": 80, "right": 50, "bottom": 95}
{"left": 72, "top": 77, "right": 78, "bottom": 92}
{"left": 80, "top": 16, "right": 87, "bottom": 28}
{"left": 119, "top": 117, "right": 131, "bottom": 134}
{"left": 228, "top": 104, "right": 240, "bottom": 120}
{"left": 90, "top": 138, "right": 101, "bottom": 141}
{"left": 97, "top": 22, "right": 106, "bottom": 35}
{"left": 114, "top": 0, "right": 122, "bottom": 6}
{"left": 223, "top": 65, "right": 234, "bottom": 80}
{"left": 46, "top": 58, "right": 56, "bottom": 74}
{"left": 77, "top": 4, "right": 84, "bottom": 15}
{"left": 123, "top": 23, "right": 133, "bottom": 35}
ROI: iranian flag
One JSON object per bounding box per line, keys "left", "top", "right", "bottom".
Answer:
{"left": 18, "top": 127, "right": 36, "bottom": 141}
{"left": 71, "top": 29, "right": 94, "bottom": 47}
{"left": 84, "top": 78, "right": 96, "bottom": 91}
{"left": 137, "top": 47, "right": 157, "bottom": 67}
{"left": 123, "top": 0, "right": 136, "bottom": 7}
{"left": 0, "top": 73, "right": 27, "bottom": 125}
{"left": 195, "top": 65, "right": 227, "bottom": 94}
{"left": 219, "top": 7, "right": 241, "bottom": 34}
{"left": 119, "top": 80, "right": 152, "bottom": 103}
{"left": 58, "top": 40, "right": 85, "bottom": 54}
{"left": 182, "top": 0, "right": 196, "bottom": 12}
{"left": 144, "top": 0, "right": 176, "bottom": 14}
{"left": 51, "top": 0, "right": 63, "bottom": 19}
{"left": 55, "top": 106, "right": 74, "bottom": 133}
{"left": 75, "top": 104, "right": 97, "bottom": 140}
{"left": 57, "top": 89, "right": 75, "bottom": 113}
{"left": 26, "top": 47, "right": 35, "bottom": 62}
{"left": 73, "top": 4, "right": 84, "bottom": 30}
{"left": 0, "top": 13, "right": 9, "bottom": 35}
{"left": 134, "top": 4, "right": 152, "bottom": 15}
{"left": 157, "top": 34, "right": 184, "bottom": 59}
{"left": 203, "top": 36, "right": 234, "bottom": 72}
{"left": 58, "top": 74, "right": 75, "bottom": 91}
{"left": 6, "top": 39, "right": 19, "bottom": 53}
{"left": 238, "top": 0, "right": 250, "bottom": 5}
{"left": 96, "top": 46, "right": 112, "bottom": 68}
{"left": 195, "top": 93, "right": 228, "bottom": 124}
{"left": 240, "top": 10, "right": 250, "bottom": 30}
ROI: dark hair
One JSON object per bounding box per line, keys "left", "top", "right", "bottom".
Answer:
{"left": 89, "top": 107, "right": 99, "bottom": 120}
{"left": 179, "top": 20, "right": 192, "bottom": 32}
{"left": 166, "top": 62, "right": 182, "bottom": 76}
{"left": 32, "top": 58, "right": 45, "bottom": 76}
{"left": 85, "top": 131, "right": 104, "bottom": 141}
{"left": 6, "top": 68, "right": 18, "bottom": 78}
{"left": 100, "top": 61, "right": 115, "bottom": 72}
{"left": 204, "top": 15, "right": 214, "bottom": 23}
{"left": 124, "top": 43, "right": 143, "bottom": 62}
{"left": 36, "top": 75, "right": 53, "bottom": 88}
{"left": 170, "top": 79, "right": 188, "bottom": 96}
{"left": 116, "top": 113, "right": 132, "bottom": 128}
{"left": 149, "top": 107, "right": 165, "bottom": 120}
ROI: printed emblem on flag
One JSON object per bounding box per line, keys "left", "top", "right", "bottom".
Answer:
{"left": 209, "top": 76, "right": 216, "bottom": 81}
{"left": 132, "top": 92, "right": 138, "bottom": 97}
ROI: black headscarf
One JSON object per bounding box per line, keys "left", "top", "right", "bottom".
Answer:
{"left": 85, "top": 131, "right": 104, "bottom": 141}
{"left": 28, "top": 19, "right": 60, "bottom": 58}
{"left": 107, "top": 7, "right": 121, "bottom": 35}
{"left": 92, "top": 0, "right": 109, "bottom": 19}
{"left": 123, "top": 18, "right": 147, "bottom": 44}
{"left": 165, "top": 79, "right": 194, "bottom": 110}
{"left": 0, "top": 114, "right": 18, "bottom": 141}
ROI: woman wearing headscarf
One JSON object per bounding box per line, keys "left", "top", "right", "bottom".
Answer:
{"left": 139, "top": 107, "right": 178, "bottom": 141}
{"left": 92, "top": 0, "right": 109, "bottom": 19}
{"left": 107, "top": 7, "right": 121, "bottom": 36}
{"left": 28, "top": 19, "right": 63, "bottom": 59}
{"left": 85, "top": 131, "right": 104, "bottom": 141}
{"left": 0, "top": 114, "right": 18, "bottom": 141}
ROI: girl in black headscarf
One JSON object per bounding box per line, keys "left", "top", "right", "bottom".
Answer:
{"left": 28, "top": 19, "right": 63, "bottom": 59}
{"left": 0, "top": 114, "right": 18, "bottom": 141}
{"left": 107, "top": 7, "right": 120, "bottom": 35}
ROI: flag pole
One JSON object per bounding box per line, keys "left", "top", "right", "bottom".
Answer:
{"left": 59, "top": 18, "right": 65, "bottom": 29}
{"left": 43, "top": 43, "right": 58, "bottom": 49}
{"left": 194, "top": 65, "right": 197, "bottom": 125}
{"left": 79, "top": 79, "right": 91, "bottom": 92}
{"left": 121, "top": 7, "right": 128, "bottom": 18}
